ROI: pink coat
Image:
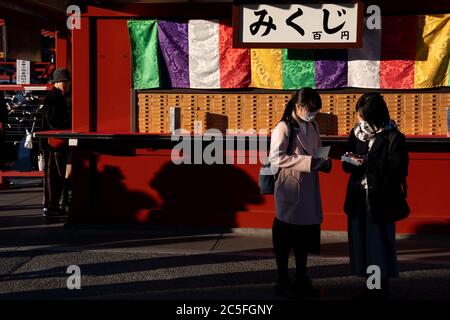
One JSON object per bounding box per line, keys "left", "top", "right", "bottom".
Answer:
{"left": 269, "top": 120, "right": 324, "bottom": 225}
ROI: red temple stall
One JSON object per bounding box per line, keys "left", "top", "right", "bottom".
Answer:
{"left": 37, "top": 1, "right": 450, "bottom": 234}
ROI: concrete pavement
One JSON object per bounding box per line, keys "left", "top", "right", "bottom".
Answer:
{"left": 0, "top": 185, "right": 450, "bottom": 300}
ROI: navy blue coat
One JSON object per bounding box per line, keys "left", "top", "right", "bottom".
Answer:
{"left": 343, "top": 128, "right": 410, "bottom": 223}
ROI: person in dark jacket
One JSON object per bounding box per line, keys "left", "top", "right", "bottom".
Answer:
{"left": 342, "top": 93, "right": 410, "bottom": 299}
{"left": 42, "top": 68, "right": 71, "bottom": 216}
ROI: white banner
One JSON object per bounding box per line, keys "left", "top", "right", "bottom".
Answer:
{"left": 348, "top": 19, "right": 381, "bottom": 88}
{"left": 189, "top": 20, "right": 221, "bottom": 89}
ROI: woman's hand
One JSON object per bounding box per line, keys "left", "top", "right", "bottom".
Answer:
{"left": 318, "top": 157, "right": 333, "bottom": 173}
{"left": 344, "top": 152, "right": 367, "bottom": 166}
{"left": 311, "top": 157, "right": 333, "bottom": 173}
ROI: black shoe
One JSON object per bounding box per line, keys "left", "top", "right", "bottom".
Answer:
{"left": 43, "top": 207, "right": 66, "bottom": 217}
{"left": 274, "top": 280, "right": 297, "bottom": 298}
{"left": 58, "top": 200, "right": 68, "bottom": 213}
{"left": 295, "top": 277, "right": 321, "bottom": 298}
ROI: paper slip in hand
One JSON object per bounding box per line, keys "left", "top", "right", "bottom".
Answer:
{"left": 314, "top": 146, "right": 331, "bottom": 159}
{"left": 341, "top": 154, "right": 362, "bottom": 166}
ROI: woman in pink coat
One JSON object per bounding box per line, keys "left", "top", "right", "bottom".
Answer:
{"left": 269, "top": 88, "right": 332, "bottom": 298}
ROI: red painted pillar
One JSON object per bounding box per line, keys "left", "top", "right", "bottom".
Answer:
{"left": 70, "top": 17, "right": 97, "bottom": 221}
{"left": 56, "top": 32, "right": 68, "bottom": 69}
{"left": 71, "top": 17, "right": 92, "bottom": 132}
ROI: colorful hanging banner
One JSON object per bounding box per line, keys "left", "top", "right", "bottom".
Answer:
{"left": 219, "top": 20, "right": 251, "bottom": 88}
{"left": 282, "top": 49, "right": 315, "bottom": 89}
{"left": 128, "top": 20, "right": 160, "bottom": 90}
{"left": 380, "top": 16, "right": 417, "bottom": 89}
{"left": 347, "top": 20, "right": 381, "bottom": 88}
{"left": 128, "top": 15, "right": 450, "bottom": 90}
{"left": 188, "top": 20, "right": 221, "bottom": 89}
{"left": 315, "top": 49, "right": 348, "bottom": 89}
{"left": 414, "top": 14, "right": 450, "bottom": 88}
{"left": 157, "top": 20, "right": 190, "bottom": 88}
{"left": 250, "top": 49, "right": 283, "bottom": 89}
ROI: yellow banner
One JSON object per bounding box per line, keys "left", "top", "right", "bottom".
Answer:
{"left": 415, "top": 14, "right": 450, "bottom": 88}
{"left": 250, "top": 49, "right": 283, "bottom": 89}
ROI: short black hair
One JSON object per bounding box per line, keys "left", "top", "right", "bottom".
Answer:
{"left": 355, "top": 93, "right": 390, "bottom": 129}
{"left": 280, "top": 88, "right": 322, "bottom": 127}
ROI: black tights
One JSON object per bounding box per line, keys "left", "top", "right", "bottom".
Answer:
{"left": 272, "top": 218, "right": 309, "bottom": 283}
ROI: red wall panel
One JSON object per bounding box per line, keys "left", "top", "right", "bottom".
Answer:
{"left": 69, "top": 150, "right": 450, "bottom": 234}
{"left": 96, "top": 19, "right": 132, "bottom": 132}
{"left": 71, "top": 17, "right": 91, "bottom": 132}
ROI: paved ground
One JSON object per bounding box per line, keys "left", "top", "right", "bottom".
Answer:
{"left": 0, "top": 185, "right": 450, "bottom": 300}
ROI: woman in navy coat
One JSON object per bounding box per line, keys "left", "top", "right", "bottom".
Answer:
{"left": 343, "top": 93, "right": 410, "bottom": 299}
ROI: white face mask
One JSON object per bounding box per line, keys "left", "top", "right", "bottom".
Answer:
{"left": 359, "top": 119, "right": 376, "bottom": 134}
{"left": 302, "top": 111, "right": 317, "bottom": 122}
{"left": 298, "top": 107, "right": 318, "bottom": 122}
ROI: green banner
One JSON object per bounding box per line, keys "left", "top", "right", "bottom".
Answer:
{"left": 128, "top": 20, "right": 160, "bottom": 89}
{"left": 282, "top": 49, "right": 315, "bottom": 90}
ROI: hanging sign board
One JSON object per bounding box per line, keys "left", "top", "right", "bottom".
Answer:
{"left": 16, "top": 59, "right": 31, "bottom": 85}
{"left": 233, "top": 2, "right": 364, "bottom": 48}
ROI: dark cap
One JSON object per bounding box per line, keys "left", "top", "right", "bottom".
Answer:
{"left": 51, "top": 68, "right": 71, "bottom": 83}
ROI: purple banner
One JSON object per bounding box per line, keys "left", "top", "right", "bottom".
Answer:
{"left": 315, "top": 50, "right": 348, "bottom": 89}
{"left": 157, "top": 20, "right": 190, "bottom": 88}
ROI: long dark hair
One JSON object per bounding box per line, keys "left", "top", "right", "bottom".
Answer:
{"left": 280, "top": 88, "right": 322, "bottom": 127}
{"left": 356, "top": 93, "right": 390, "bottom": 129}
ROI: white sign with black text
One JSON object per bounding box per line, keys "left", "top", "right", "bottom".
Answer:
{"left": 16, "top": 59, "right": 31, "bottom": 85}
{"left": 235, "top": 3, "right": 363, "bottom": 48}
